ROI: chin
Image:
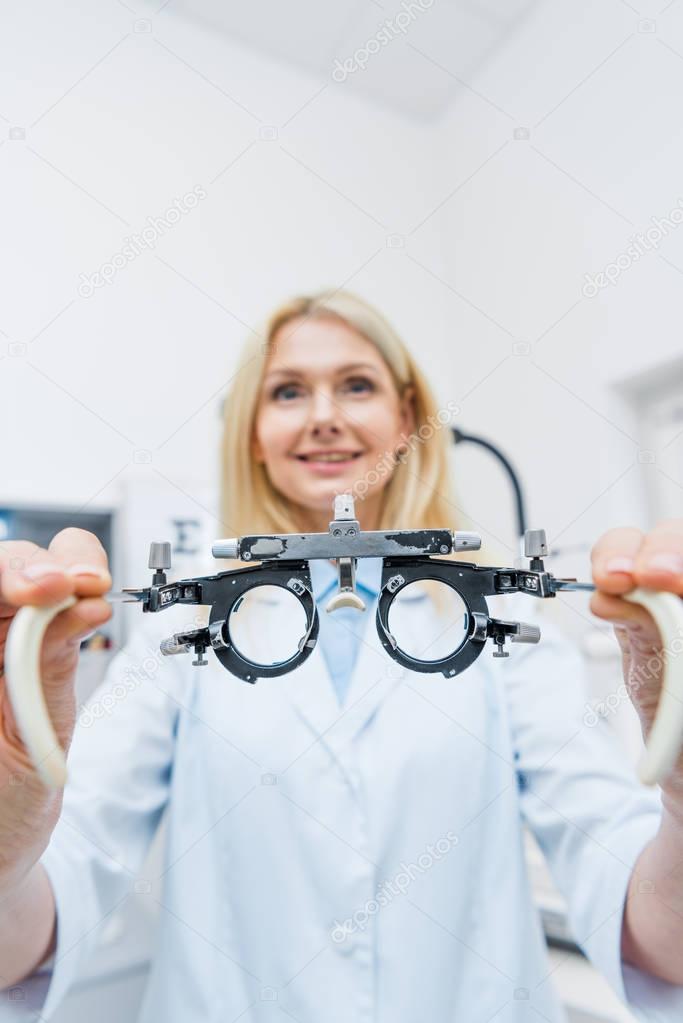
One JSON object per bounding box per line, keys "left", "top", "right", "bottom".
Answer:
{"left": 306, "top": 484, "right": 353, "bottom": 507}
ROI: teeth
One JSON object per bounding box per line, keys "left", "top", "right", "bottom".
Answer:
{"left": 309, "top": 454, "right": 352, "bottom": 462}
{"left": 301, "top": 453, "right": 357, "bottom": 462}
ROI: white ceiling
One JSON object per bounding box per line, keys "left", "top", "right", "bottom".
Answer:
{"left": 169, "top": 0, "right": 540, "bottom": 119}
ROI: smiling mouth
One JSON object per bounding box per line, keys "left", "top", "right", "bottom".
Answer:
{"left": 293, "top": 452, "right": 364, "bottom": 463}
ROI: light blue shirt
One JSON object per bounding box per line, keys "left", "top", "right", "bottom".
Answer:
{"left": 15, "top": 586, "right": 683, "bottom": 1022}
{"left": 308, "top": 557, "right": 382, "bottom": 706}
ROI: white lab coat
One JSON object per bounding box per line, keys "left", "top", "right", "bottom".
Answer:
{"left": 9, "top": 585, "right": 683, "bottom": 1021}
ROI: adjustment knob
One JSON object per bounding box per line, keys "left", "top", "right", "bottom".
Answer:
{"left": 148, "top": 542, "right": 172, "bottom": 571}
{"left": 333, "top": 493, "right": 356, "bottom": 520}
{"left": 524, "top": 529, "right": 548, "bottom": 559}
{"left": 511, "top": 622, "right": 541, "bottom": 645}
{"left": 160, "top": 635, "right": 191, "bottom": 657}
{"left": 452, "top": 531, "right": 481, "bottom": 552}
{"left": 211, "top": 539, "right": 240, "bottom": 559}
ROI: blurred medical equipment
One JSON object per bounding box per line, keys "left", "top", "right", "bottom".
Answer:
{"left": 451, "top": 426, "right": 527, "bottom": 539}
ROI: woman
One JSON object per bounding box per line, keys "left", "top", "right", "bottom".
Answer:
{"left": 1, "top": 290, "right": 683, "bottom": 1022}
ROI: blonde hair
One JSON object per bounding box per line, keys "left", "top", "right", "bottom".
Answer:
{"left": 219, "top": 289, "right": 504, "bottom": 617}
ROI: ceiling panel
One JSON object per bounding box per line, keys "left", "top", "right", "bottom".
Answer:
{"left": 168, "top": 0, "right": 541, "bottom": 119}
{"left": 170, "top": 0, "right": 365, "bottom": 77}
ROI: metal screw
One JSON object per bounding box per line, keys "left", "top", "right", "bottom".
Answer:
{"left": 243, "top": 551, "right": 252, "bottom": 560}
{"left": 440, "top": 545, "right": 448, "bottom": 553}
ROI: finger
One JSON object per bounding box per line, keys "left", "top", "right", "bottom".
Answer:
{"left": 590, "top": 527, "right": 644, "bottom": 594}
{"left": 0, "top": 541, "right": 74, "bottom": 609}
{"left": 590, "top": 589, "right": 659, "bottom": 638}
{"left": 42, "top": 598, "right": 113, "bottom": 655}
{"left": 632, "top": 519, "right": 683, "bottom": 594}
{"left": 23, "top": 599, "right": 113, "bottom": 695}
{"left": 49, "top": 529, "right": 111, "bottom": 596}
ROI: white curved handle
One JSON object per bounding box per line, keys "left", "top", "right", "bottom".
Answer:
{"left": 622, "top": 587, "right": 683, "bottom": 786}
{"left": 4, "top": 596, "right": 77, "bottom": 788}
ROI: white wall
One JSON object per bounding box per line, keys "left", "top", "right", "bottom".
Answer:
{"left": 427, "top": 0, "right": 683, "bottom": 630}
{"left": 0, "top": 0, "right": 449, "bottom": 537}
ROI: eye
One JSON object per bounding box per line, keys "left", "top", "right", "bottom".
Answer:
{"left": 271, "top": 382, "right": 303, "bottom": 401}
{"left": 343, "top": 376, "right": 374, "bottom": 394}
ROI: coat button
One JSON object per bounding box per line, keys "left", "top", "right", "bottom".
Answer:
{"left": 330, "top": 921, "right": 356, "bottom": 955}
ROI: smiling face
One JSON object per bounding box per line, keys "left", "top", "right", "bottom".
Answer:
{"left": 251, "top": 315, "right": 415, "bottom": 532}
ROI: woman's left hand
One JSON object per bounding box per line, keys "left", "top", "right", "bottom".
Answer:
{"left": 590, "top": 521, "right": 683, "bottom": 786}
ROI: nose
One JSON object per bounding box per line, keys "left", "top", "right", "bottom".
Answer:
{"left": 307, "top": 387, "right": 343, "bottom": 437}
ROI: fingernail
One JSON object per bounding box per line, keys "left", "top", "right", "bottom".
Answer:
{"left": 65, "top": 564, "right": 110, "bottom": 579}
{"left": 22, "top": 563, "right": 66, "bottom": 580}
{"left": 646, "top": 552, "right": 683, "bottom": 575}
{"left": 605, "top": 556, "right": 635, "bottom": 574}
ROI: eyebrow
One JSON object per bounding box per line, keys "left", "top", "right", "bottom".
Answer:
{"left": 263, "top": 362, "right": 380, "bottom": 381}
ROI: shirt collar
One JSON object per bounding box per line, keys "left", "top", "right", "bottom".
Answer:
{"left": 309, "top": 556, "right": 382, "bottom": 602}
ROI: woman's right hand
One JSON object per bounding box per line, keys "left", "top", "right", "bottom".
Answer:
{"left": 0, "top": 528, "right": 112, "bottom": 888}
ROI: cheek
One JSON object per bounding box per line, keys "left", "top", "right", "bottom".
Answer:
{"left": 256, "top": 408, "right": 301, "bottom": 455}
{"left": 356, "top": 402, "right": 401, "bottom": 447}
